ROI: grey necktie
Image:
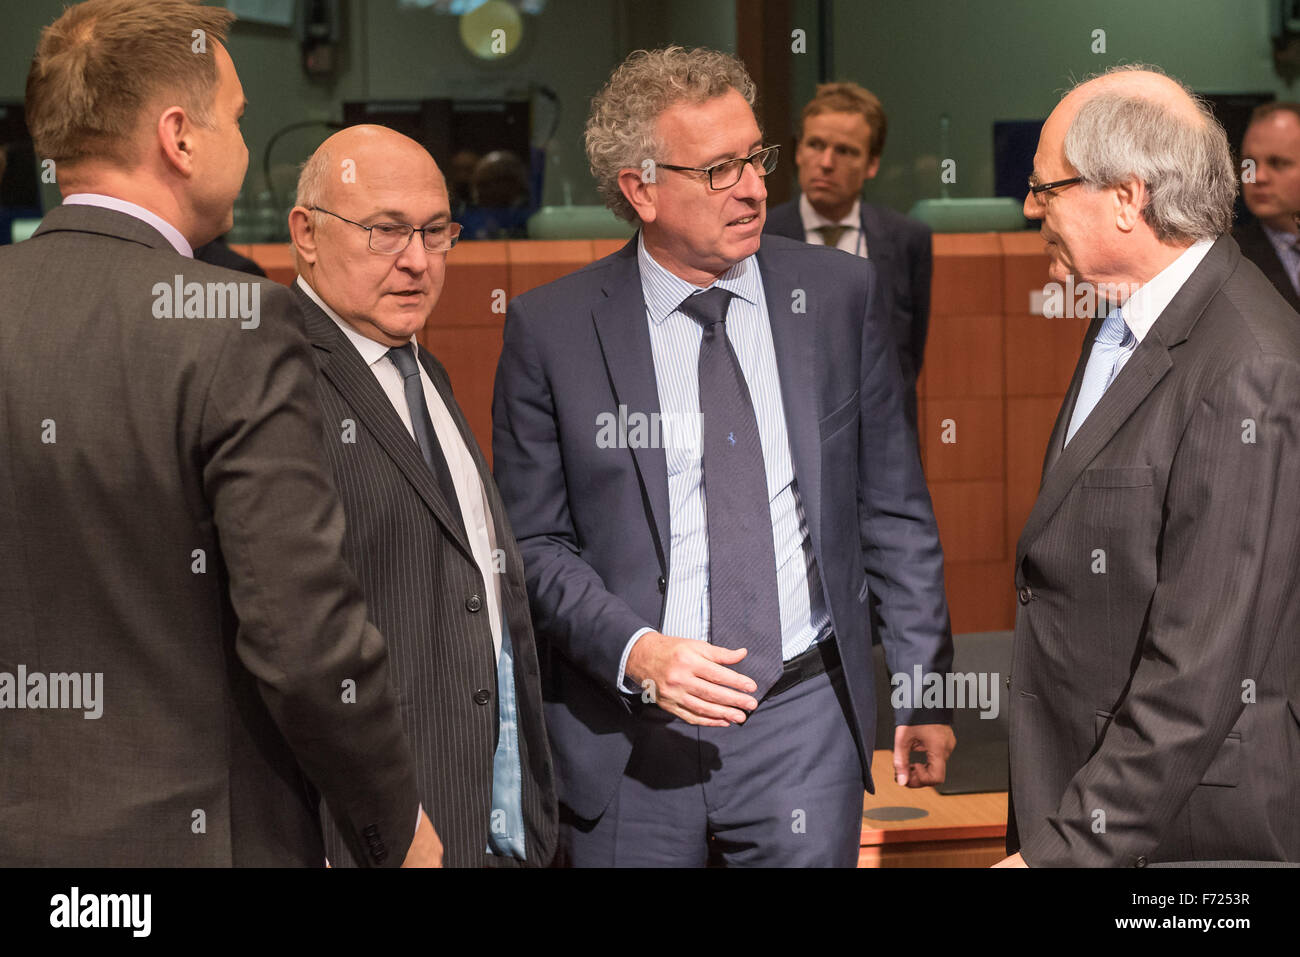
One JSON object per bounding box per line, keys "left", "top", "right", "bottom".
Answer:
{"left": 678, "top": 287, "right": 783, "bottom": 699}
{"left": 386, "top": 344, "right": 466, "bottom": 537}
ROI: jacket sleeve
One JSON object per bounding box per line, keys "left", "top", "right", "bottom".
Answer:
{"left": 856, "top": 264, "right": 954, "bottom": 726}
{"left": 492, "top": 295, "right": 651, "bottom": 701}
{"left": 199, "top": 282, "right": 420, "bottom": 867}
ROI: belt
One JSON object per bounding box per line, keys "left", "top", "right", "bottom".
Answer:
{"left": 766, "top": 636, "right": 840, "bottom": 699}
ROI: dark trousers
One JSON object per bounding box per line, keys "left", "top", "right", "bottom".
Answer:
{"left": 559, "top": 662, "right": 865, "bottom": 867}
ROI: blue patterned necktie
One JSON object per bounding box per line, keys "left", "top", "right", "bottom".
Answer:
{"left": 1064, "top": 305, "right": 1135, "bottom": 446}
{"left": 678, "top": 287, "right": 783, "bottom": 700}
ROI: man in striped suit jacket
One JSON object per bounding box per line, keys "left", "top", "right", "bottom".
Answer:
{"left": 287, "top": 125, "right": 557, "bottom": 867}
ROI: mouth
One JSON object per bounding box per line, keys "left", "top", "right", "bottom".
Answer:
{"left": 387, "top": 289, "right": 424, "bottom": 298}
{"left": 727, "top": 213, "right": 759, "bottom": 228}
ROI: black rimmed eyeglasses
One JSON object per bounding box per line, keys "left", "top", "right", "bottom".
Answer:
{"left": 656, "top": 145, "right": 780, "bottom": 190}
{"left": 310, "top": 207, "right": 461, "bottom": 253}
{"left": 1027, "top": 176, "right": 1085, "bottom": 199}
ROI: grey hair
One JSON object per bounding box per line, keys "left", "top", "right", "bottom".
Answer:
{"left": 585, "top": 45, "right": 758, "bottom": 224}
{"left": 1063, "top": 65, "right": 1236, "bottom": 242}
{"left": 295, "top": 144, "right": 333, "bottom": 212}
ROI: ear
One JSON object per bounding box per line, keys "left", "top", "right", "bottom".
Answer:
{"left": 1113, "top": 176, "right": 1146, "bottom": 232}
{"left": 288, "top": 205, "right": 319, "bottom": 265}
{"left": 156, "top": 106, "right": 195, "bottom": 177}
{"left": 618, "top": 166, "right": 658, "bottom": 224}
{"left": 864, "top": 154, "right": 882, "bottom": 180}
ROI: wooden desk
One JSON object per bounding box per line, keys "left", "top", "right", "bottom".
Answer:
{"left": 859, "top": 750, "right": 1007, "bottom": 867}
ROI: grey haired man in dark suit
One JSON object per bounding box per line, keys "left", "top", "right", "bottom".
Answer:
{"left": 1001, "top": 65, "right": 1300, "bottom": 867}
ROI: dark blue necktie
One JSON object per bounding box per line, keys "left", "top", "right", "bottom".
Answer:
{"left": 679, "top": 287, "right": 783, "bottom": 699}
{"left": 386, "top": 344, "right": 466, "bottom": 537}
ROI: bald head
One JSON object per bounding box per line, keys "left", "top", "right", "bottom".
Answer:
{"left": 289, "top": 123, "right": 453, "bottom": 349}
{"left": 297, "top": 124, "right": 445, "bottom": 211}
{"left": 1065, "top": 68, "right": 1202, "bottom": 123}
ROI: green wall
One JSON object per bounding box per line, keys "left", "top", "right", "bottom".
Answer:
{"left": 5, "top": 0, "right": 1296, "bottom": 228}
{"left": 823, "top": 0, "right": 1295, "bottom": 214}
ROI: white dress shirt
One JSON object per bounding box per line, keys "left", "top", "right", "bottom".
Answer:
{"left": 798, "top": 193, "right": 867, "bottom": 258}
{"left": 63, "top": 193, "right": 194, "bottom": 257}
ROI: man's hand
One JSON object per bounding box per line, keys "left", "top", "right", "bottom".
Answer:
{"left": 626, "top": 631, "right": 758, "bottom": 726}
{"left": 892, "top": 723, "right": 955, "bottom": 787}
{"left": 992, "top": 853, "right": 1027, "bottom": 867}
{"left": 401, "top": 808, "right": 443, "bottom": 867}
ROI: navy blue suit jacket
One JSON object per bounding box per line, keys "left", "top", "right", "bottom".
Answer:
{"left": 764, "top": 197, "right": 932, "bottom": 427}
{"left": 492, "top": 233, "right": 952, "bottom": 820}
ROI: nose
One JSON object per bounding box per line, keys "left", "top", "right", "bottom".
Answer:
{"left": 734, "top": 156, "right": 767, "bottom": 202}
{"left": 818, "top": 146, "right": 835, "bottom": 168}
{"left": 1023, "top": 190, "right": 1043, "bottom": 220}
{"left": 395, "top": 232, "right": 430, "bottom": 274}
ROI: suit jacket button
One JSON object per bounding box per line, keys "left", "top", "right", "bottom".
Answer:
{"left": 657, "top": 575, "right": 666, "bottom": 594}
{"left": 1004, "top": 674, "right": 1011, "bottom": 689}
{"left": 1017, "top": 586, "right": 1034, "bottom": 605}
{"left": 466, "top": 594, "right": 482, "bottom": 612}
{"left": 473, "top": 688, "right": 492, "bottom": 705}
{"left": 1134, "top": 856, "right": 1148, "bottom": 868}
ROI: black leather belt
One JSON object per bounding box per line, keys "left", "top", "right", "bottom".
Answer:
{"left": 767, "top": 636, "right": 840, "bottom": 699}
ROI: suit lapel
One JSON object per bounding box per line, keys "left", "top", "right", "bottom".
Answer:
{"left": 292, "top": 284, "right": 475, "bottom": 561}
{"left": 591, "top": 242, "right": 672, "bottom": 565}
{"left": 1016, "top": 236, "right": 1238, "bottom": 564}
{"left": 756, "top": 244, "right": 822, "bottom": 550}
{"left": 858, "top": 202, "right": 892, "bottom": 271}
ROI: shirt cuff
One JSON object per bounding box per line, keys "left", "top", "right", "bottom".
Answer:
{"left": 617, "top": 627, "right": 654, "bottom": 694}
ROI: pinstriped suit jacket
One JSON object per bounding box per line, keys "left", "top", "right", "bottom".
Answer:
{"left": 1008, "top": 235, "right": 1300, "bottom": 866}
{"left": 291, "top": 284, "right": 557, "bottom": 867}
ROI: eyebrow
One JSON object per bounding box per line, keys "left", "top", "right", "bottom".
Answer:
{"left": 700, "top": 139, "right": 765, "bottom": 168}
{"left": 363, "top": 209, "right": 451, "bottom": 224}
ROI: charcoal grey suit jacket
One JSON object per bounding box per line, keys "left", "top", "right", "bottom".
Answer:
{"left": 1008, "top": 235, "right": 1300, "bottom": 866}
{"left": 0, "top": 205, "right": 421, "bottom": 866}
{"left": 292, "top": 284, "right": 557, "bottom": 867}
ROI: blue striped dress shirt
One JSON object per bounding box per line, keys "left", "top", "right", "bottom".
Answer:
{"left": 616, "top": 232, "right": 832, "bottom": 692}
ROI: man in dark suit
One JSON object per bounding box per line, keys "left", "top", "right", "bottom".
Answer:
{"left": 0, "top": 0, "right": 439, "bottom": 866}
{"left": 493, "top": 46, "right": 953, "bottom": 867}
{"left": 764, "top": 82, "right": 932, "bottom": 428}
{"left": 287, "top": 125, "right": 557, "bottom": 867}
{"left": 1000, "top": 66, "right": 1300, "bottom": 867}
{"left": 1235, "top": 102, "right": 1300, "bottom": 313}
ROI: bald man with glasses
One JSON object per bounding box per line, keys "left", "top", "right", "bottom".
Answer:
{"left": 287, "top": 124, "right": 557, "bottom": 867}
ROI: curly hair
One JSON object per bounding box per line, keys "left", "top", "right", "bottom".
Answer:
{"left": 585, "top": 46, "right": 757, "bottom": 223}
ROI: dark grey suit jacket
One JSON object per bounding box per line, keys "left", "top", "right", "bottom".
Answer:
{"left": 0, "top": 205, "right": 419, "bottom": 866}
{"left": 292, "top": 284, "right": 557, "bottom": 867}
{"left": 1009, "top": 235, "right": 1300, "bottom": 866}
{"left": 764, "top": 196, "right": 932, "bottom": 427}
{"left": 1232, "top": 219, "right": 1300, "bottom": 314}
{"left": 493, "top": 234, "right": 952, "bottom": 822}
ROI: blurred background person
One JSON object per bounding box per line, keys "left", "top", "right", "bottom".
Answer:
{"left": 1236, "top": 101, "right": 1300, "bottom": 313}
{"left": 765, "top": 82, "right": 932, "bottom": 430}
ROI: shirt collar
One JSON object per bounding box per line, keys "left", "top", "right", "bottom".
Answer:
{"left": 62, "top": 193, "right": 193, "bottom": 257}
{"left": 1113, "top": 238, "right": 1214, "bottom": 343}
{"left": 799, "top": 192, "right": 860, "bottom": 231}
{"left": 296, "top": 274, "right": 416, "bottom": 368}
{"left": 636, "top": 230, "right": 762, "bottom": 326}
{"left": 1260, "top": 222, "right": 1299, "bottom": 257}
